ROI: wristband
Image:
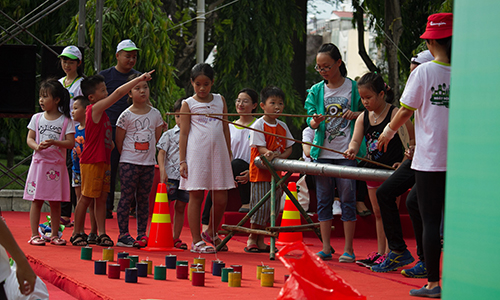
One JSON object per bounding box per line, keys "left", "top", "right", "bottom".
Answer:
{"left": 180, "top": 160, "right": 186, "bottom": 165}
{"left": 382, "top": 123, "right": 397, "bottom": 140}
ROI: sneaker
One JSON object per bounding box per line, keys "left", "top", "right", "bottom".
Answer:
{"left": 402, "top": 261, "right": 427, "bottom": 278}
{"left": 332, "top": 200, "right": 342, "bottom": 215}
{"left": 339, "top": 252, "right": 355, "bottom": 263}
{"left": 356, "top": 251, "right": 380, "bottom": 267}
{"left": 371, "top": 249, "right": 415, "bottom": 273}
{"left": 116, "top": 234, "right": 138, "bottom": 247}
{"left": 367, "top": 253, "right": 387, "bottom": 268}
{"left": 409, "top": 285, "right": 441, "bottom": 298}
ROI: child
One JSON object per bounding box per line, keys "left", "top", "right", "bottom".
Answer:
{"left": 100, "top": 39, "right": 141, "bottom": 219}
{"left": 343, "top": 72, "right": 415, "bottom": 268}
{"left": 115, "top": 73, "right": 163, "bottom": 247}
{"left": 69, "top": 71, "right": 154, "bottom": 246}
{"left": 378, "top": 13, "right": 452, "bottom": 298}
{"left": 25, "top": 79, "right": 75, "bottom": 246}
{"left": 58, "top": 45, "right": 84, "bottom": 227}
{"left": 157, "top": 98, "right": 189, "bottom": 250}
{"left": 201, "top": 87, "right": 259, "bottom": 227}
{"left": 305, "top": 43, "right": 365, "bottom": 262}
{"left": 245, "top": 86, "right": 294, "bottom": 253}
{"left": 179, "top": 63, "right": 235, "bottom": 253}
{"left": 70, "top": 96, "right": 99, "bottom": 244}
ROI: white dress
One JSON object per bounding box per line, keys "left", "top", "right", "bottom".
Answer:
{"left": 179, "top": 94, "right": 235, "bottom": 191}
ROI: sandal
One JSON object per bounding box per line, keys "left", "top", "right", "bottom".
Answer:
{"left": 97, "top": 234, "right": 114, "bottom": 247}
{"left": 60, "top": 217, "right": 74, "bottom": 227}
{"left": 50, "top": 236, "right": 67, "bottom": 246}
{"left": 244, "top": 244, "right": 260, "bottom": 253}
{"left": 173, "top": 238, "right": 187, "bottom": 250}
{"left": 70, "top": 233, "right": 88, "bottom": 246}
{"left": 201, "top": 231, "right": 228, "bottom": 251}
{"left": 28, "top": 236, "right": 46, "bottom": 246}
{"left": 87, "top": 233, "right": 98, "bottom": 245}
{"left": 190, "top": 241, "right": 215, "bottom": 254}
{"left": 136, "top": 235, "right": 148, "bottom": 248}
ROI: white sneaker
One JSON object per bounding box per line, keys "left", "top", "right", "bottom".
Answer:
{"left": 332, "top": 200, "right": 342, "bottom": 215}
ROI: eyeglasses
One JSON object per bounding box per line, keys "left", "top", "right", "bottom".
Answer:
{"left": 235, "top": 98, "right": 252, "bottom": 104}
{"left": 314, "top": 64, "right": 334, "bottom": 72}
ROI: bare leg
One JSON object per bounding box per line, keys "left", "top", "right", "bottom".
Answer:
{"left": 205, "top": 190, "right": 227, "bottom": 238}
{"left": 49, "top": 201, "right": 61, "bottom": 238}
{"left": 72, "top": 195, "right": 91, "bottom": 236}
{"left": 343, "top": 220, "right": 355, "bottom": 255}
{"left": 187, "top": 190, "right": 204, "bottom": 243}
{"left": 29, "top": 200, "right": 44, "bottom": 237}
{"left": 173, "top": 200, "right": 187, "bottom": 240}
{"left": 89, "top": 199, "right": 97, "bottom": 234}
{"left": 94, "top": 192, "right": 108, "bottom": 236}
{"left": 368, "top": 188, "right": 389, "bottom": 254}
{"left": 320, "top": 219, "right": 333, "bottom": 254}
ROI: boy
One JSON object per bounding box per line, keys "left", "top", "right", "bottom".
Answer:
{"left": 245, "top": 86, "right": 294, "bottom": 253}
{"left": 99, "top": 39, "right": 141, "bottom": 219}
{"left": 157, "top": 98, "right": 189, "bottom": 250}
{"left": 70, "top": 71, "right": 153, "bottom": 246}
{"left": 70, "top": 96, "right": 98, "bottom": 244}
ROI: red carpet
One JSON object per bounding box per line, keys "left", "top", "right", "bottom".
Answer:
{"left": 3, "top": 211, "right": 426, "bottom": 300}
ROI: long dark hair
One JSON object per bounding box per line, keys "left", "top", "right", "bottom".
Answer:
{"left": 357, "top": 72, "right": 394, "bottom": 104}
{"left": 39, "top": 78, "right": 71, "bottom": 118}
{"left": 318, "top": 43, "right": 347, "bottom": 77}
{"left": 190, "top": 63, "right": 215, "bottom": 81}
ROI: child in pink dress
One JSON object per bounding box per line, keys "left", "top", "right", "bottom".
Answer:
{"left": 25, "top": 79, "right": 75, "bottom": 246}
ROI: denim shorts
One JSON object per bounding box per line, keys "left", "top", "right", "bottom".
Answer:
{"left": 314, "top": 158, "right": 357, "bottom": 222}
{"left": 166, "top": 179, "right": 189, "bottom": 203}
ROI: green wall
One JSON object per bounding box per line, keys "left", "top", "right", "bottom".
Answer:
{"left": 443, "top": 1, "right": 500, "bottom": 299}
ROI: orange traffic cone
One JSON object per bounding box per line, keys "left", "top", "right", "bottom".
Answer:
{"left": 276, "top": 182, "right": 303, "bottom": 245}
{"left": 142, "top": 183, "right": 182, "bottom": 252}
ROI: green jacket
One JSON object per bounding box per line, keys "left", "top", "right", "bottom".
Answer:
{"left": 304, "top": 78, "right": 366, "bottom": 160}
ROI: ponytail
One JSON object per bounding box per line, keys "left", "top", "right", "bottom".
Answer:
{"left": 358, "top": 72, "right": 393, "bottom": 103}
{"left": 318, "top": 43, "right": 347, "bottom": 78}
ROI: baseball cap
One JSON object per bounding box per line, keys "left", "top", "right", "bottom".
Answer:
{"left": 420, "top": 13, "right": 453, "bottom": 40}
{"left": 411, "top": 50, "right": 434, "bottom": 65}
{"left": 58, "top": 46, "right": 82, "bottom": 61}
{"left": 116, "top": 39, "right": 140, "bottom": 54}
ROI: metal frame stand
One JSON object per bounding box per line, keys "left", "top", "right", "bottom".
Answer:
{"left": 216, "top": 156, "right": 325, "bottom": 260}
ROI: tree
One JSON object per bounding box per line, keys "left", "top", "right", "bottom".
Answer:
{"left": 56, "top": 0, "right": 181, "bottom": 114}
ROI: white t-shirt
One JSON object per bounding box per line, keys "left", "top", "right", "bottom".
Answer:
{"left": 27, "top": 113, "right": 75, "bottom": 152}
{"left": 229, "top": 118, "right": 256, "bottom": 164}
{"left": 116, "top": 106, "right": 164, "bottom": 166}
{"left": 156, "top": 125, "right": 180, "bottom": 180}
{"left": 302, "top": 126, "right": 315, "bottom": 162}
{"left": 59, "top": 77, "right": 83, "bottom": 123}
{"left": 320, "top": 79, "right": 353, "bottom": 159}
{"left": 400, "top": 61, "right": 450, "bottom": 172}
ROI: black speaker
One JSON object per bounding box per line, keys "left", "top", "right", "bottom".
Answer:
{"left": 41, "top": 45, "right": 85, "bottom": 80}
{"left": 0, "top": 45, "right": 37, "bottom": 114}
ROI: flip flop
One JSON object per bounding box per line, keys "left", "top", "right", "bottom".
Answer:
{"left": 244, "top": 244, "right": 260, "bottom": 253}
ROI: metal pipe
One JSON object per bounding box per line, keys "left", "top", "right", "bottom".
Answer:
{"left": 254, "top": 157, "right": 394, "bottom": 182}
{"left": 196, "top": 0, "right": 205, "bottom": 63}
{"left": 94, "top": 0, "right": 103, "bottom": 73}
{"left": 78, "top": 0, "right": 86, "bottom": 48}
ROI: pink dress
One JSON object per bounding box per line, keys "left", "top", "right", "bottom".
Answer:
{"left": 179, "top": 94, "right": 235, "bottom": 191}
{"left": 24, "top": 114, "right": 71, "bottom": 202}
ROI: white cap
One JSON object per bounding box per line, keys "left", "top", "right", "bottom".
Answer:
{"left": 411, "top": 50, "right": 434, "bottom": 65}
{"left": 116, "top": 39, "right": 140, "bottom": 54}
{"left": 58, "top": 46, "right": 82, "bottom": 61}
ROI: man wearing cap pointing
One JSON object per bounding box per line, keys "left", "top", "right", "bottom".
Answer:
{"left": 99, "top": 39, "right": 141, "bottom": 219}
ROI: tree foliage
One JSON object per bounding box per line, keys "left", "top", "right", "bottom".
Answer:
{"left": 213, "top": 0, "right": 305, "bottom": 128}
{"left": 56, "top": 0, "right": 182, "bottom": 115}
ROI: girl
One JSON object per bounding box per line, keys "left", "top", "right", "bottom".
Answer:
{"left": 378, "top": 13, "right": 452, "bottom": 298}
{"left": 179, "top": 63, "right": 235, "bottom": 253}
{"left": 304, "top": 43, "right": 365, "bottom": 262}
{"left": 58, "top": 45, "right": 84, "bottom": 227}
{"left": 115, "top": 73, "right": 163, "bottom": 247}
{"left": 201, "top": 87, "right": 259, "bottom": 227}
{"left": 344, "top": 72, "right": 414, "bottom": 267}
{"left": 25, "top": 79, "right": 75, "bottom": 246}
